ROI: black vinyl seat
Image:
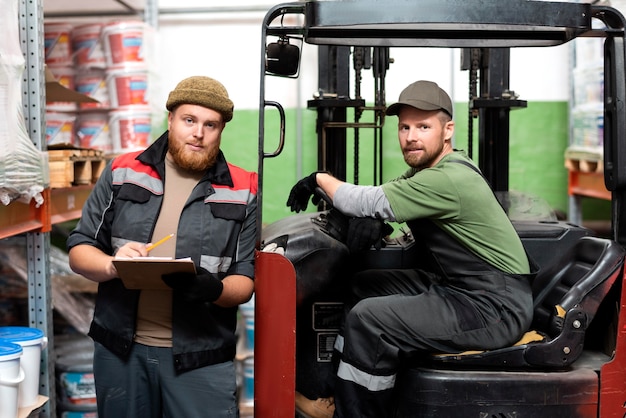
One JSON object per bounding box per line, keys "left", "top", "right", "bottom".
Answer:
{"left": 430, "top": 236, "right": 625, "bottom": 369}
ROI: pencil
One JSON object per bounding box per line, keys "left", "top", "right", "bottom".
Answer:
{"left": 146, "top": 233, "right": 175, "bottom": 252}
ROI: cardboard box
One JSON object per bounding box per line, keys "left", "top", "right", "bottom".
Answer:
{"left": 45, "top": 66, "right": 98, "bottom": 104}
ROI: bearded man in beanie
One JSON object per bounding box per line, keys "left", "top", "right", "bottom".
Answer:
{"left": 288, "top": 80, "right": 535, "bottom": 417}
{"left": 68, "top": 76, "right": 256, "bottom": 417}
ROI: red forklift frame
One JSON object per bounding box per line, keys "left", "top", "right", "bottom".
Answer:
{"left": 254, "top": 1, "right": 626, "bottom": 416}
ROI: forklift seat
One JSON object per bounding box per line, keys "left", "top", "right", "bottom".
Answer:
{"left": 430, "top": 236, "right": 625, "bottom": 369}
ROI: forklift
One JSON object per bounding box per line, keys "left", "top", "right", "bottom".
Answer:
{"left": 253, "top": 1, "right": 626, "bottom": 416}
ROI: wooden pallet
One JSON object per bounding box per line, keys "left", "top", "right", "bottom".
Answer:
{"left": 48, "top": 149, "right": 107, "bottom": 188}
{"left": 565, "top": 157, "right": 603, "bottom": 173}
{"left": 564, "top": 146, "right": 603, "bottom": 174}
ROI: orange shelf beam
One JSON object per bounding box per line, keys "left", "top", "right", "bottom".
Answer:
{"left": 568, "top": 170, "right": 611, "bottom": 201}
{"left": 0, "top": 189, "right": 49, "bottom": 239}
{"left": 49, "top": 185, "right": 92, "bottom": 225}
{"left": 0, "top": 186, "right": 93, "bottom": 240}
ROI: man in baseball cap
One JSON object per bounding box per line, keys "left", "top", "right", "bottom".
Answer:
{"left": 289, "top": 80, "right": 534, "bottom": 417}
{"left": 385, "top": 79, "right": 453, "bottom": 117}
{"left": 68, "top": 75, "right": 257, "bottom": 417}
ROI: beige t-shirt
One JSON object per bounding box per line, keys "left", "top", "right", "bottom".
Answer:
{"left": 134, "top": 154, "right": 204, "bottom": 347}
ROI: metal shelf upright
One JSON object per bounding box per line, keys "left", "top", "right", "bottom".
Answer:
{"left": 3, "top": 1, "right": 157, "bottom": 415}
{"left": 18, "top": 0, "right": 55, "bottom": 416}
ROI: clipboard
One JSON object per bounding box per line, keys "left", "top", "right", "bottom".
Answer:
{"left": 113, "top": 257, "right": 196, "bottom": 290}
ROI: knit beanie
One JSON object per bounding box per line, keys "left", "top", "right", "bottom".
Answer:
{"left": 166, "top": 76, "right": 234, "bottom": 122}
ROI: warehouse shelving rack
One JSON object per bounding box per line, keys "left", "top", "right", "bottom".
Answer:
{"left": 1, "top": 1, "right": 157, "bottom": 416}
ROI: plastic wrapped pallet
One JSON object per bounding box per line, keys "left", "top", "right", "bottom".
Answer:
{"left": 0, "top": 0, "right": 47, "bottom": 207}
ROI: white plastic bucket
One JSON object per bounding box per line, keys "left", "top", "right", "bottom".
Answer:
{"left": 75, "top": 70, "right": 110, "bottom": 110}
{"left": 77, "top": 112, "right": 112, "bottom": 152}
{"left": 46, "top": 112, "right": 77, "bottom": 146}
{"left": 72, "top": 23, "right": 106, "bottom": 69}
{"left": 44, "top": 23, "right": 73, "bottom": 66}
{"left": 0, "top": 342, "right": 24, "bottom": 418}
{"left": 106, "top": 67, "right": 148, "bottom": 108}
{"left": 102, "top": 21, "right": 146, "bottom": 67}
{"left": 109, "top": 107, "right": 151, "bottom": 153}
{"left": 0, "top": 327, "right": 47, "bottom": 409}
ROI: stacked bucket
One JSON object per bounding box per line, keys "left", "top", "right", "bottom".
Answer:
{"left": 0, "top": 327, "right": 47, "bottom": 418}
{"left": 44, "top": 20, "right": 153, "bottom": 155}
{"left": 44, "top": 22, "right": 79, "bottom": 149}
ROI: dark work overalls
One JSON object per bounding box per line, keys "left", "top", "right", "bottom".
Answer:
{"left": 332, "top": 218, "right": 536, "bottom": 418}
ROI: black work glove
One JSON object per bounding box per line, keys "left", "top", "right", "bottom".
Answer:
{"left": 162, "top": 267, "right": 224, "bottom": 303}
{"left": 286, "top": 171, "right": 326, "bottom": 213}
{"left": 346, "top": 217, "right": 394, "bottom": 252}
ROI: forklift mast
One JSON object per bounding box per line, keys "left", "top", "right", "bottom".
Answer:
{"left": 257, "top": 0, "right": 626, "bottom": 243}
{"left": 255, "top": 1, "right": 626, "bottom": 416}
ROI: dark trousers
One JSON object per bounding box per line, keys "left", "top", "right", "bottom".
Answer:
{"left": 333, "top": 268, "right": 533, "bottom": 418}
{"left": 93, "top": 342, "right": 239, "bottom": 418}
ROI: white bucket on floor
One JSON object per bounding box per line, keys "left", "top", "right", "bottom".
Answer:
{"left": 0, "top": 327, "right": 47, "bottom": 408}
{"left": 0, "top": 342, "right": 24, "bottom": 418}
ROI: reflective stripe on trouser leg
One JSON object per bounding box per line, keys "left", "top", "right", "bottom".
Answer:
{"left": 334, "top": 364, "right": 395, "bottom": 418}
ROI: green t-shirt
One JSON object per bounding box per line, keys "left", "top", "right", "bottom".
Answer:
{"left": 381, "top": 152, "right": 530, "bottom": 274}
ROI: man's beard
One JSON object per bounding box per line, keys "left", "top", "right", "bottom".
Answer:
{"left": 403, "top": 144, "right": 440, "bottom": 169}
{"left": 168, "top": 139, "right": 220, "bottom": 172}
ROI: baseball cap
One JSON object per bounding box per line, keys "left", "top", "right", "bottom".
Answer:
{"left": 385, "top": 80, "right": 453, "bottom": 117}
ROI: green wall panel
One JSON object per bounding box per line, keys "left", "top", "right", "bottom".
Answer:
{"left": 452, "top": 101, "right": 571, "bottom": 216}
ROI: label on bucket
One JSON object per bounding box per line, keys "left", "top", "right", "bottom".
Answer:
{"left": 59, "top": 371, "right": 96, "bottom": 405}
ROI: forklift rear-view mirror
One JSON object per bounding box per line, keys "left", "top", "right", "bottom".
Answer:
{"left": 266, "top": 38, "right": 300, "bottom": 77}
